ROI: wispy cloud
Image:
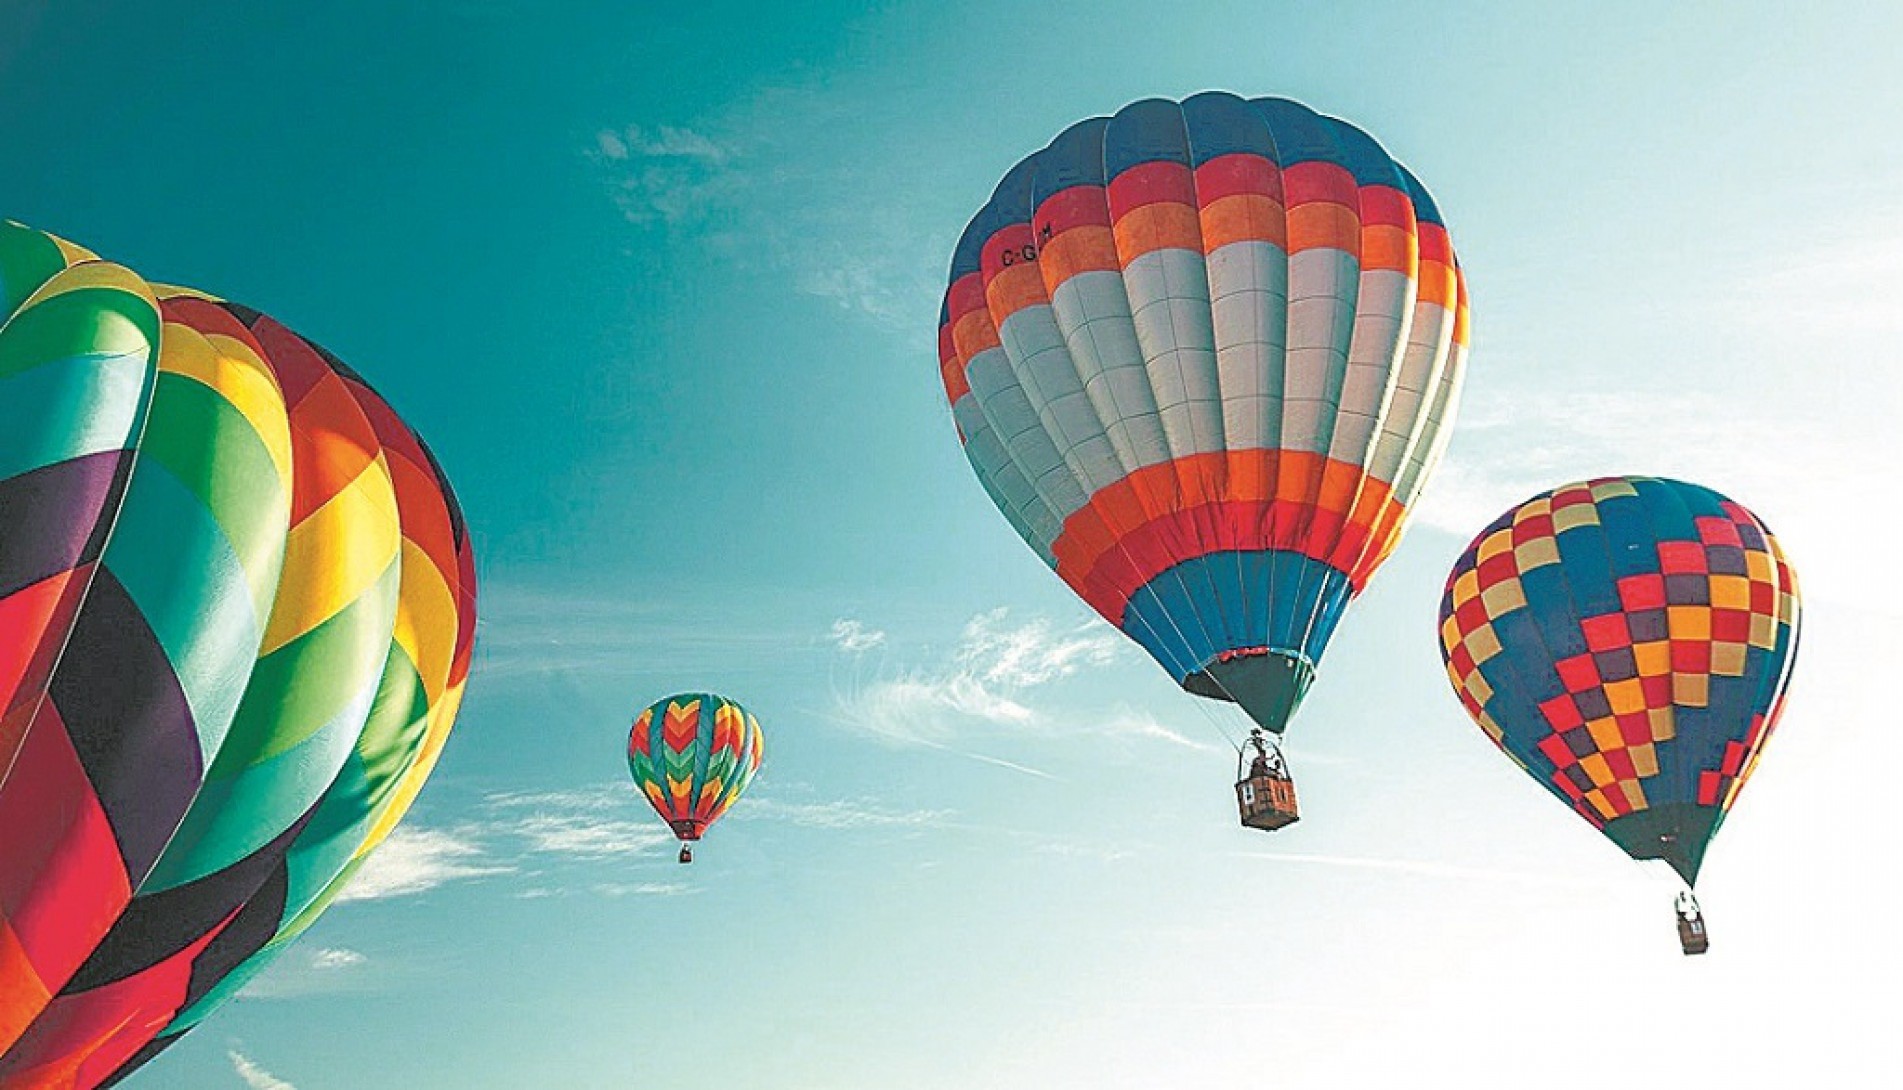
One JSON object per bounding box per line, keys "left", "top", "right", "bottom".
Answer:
{"left": 829, "top": 618, "right": 887, "bottom": 653}
{"left": 590, "top": 91, "right": 949, "bottom": 332}
{"left": 1233, "top": 850, "right": 1596, "bottom": 889}
{"left": 335, "top": 786, "right": 958, "bottom": 905}
{"left": 228, "top": 1051, "right": 296, "bottom": 1090}
{"left": 335, "top": 789, "right": 672, "bottom": 904}
{"left": 1726, "top": 203, "right": 1903, "bottom": 337}
{"left": 492, "top": 811, "right": 675, "bottom": 859}
{"left": 596, "top": 124, "right": 735, "bottom": 166}
{"left": 589, "top": 881, "right": 696, "bottom": 898}
{"left": 957, "top": 608, "right": 1119, "bottom": 687}
{"left": 831, "top": 608, "right": 1121, "bottom": 747}
{"left": 1101, "top": 708, "right": 1221, "bottom": 754}
{"left": 823, "top": 608, "right": 1225, "bottom": 770}
{"left": 333, "top": 827, "right": 512, "bottom": 904}
{"left": 307, "top": 947, "right": 366, "bottom": 970}
{"left": 737, "top": 797, "right": 952, "bottom": 829}
{"left": 472, "top": 585, "right": 803, "bottom": 684}
{"left": 236, "top": 945, "right": 379, "bottom": 1001}
{"left": 591, "top": 123, "right": 745, "bottom": 227}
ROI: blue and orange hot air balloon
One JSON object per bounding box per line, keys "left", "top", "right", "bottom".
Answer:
{"left": 0, "top": 220, "right": 477, "bottom": 1085}
{"left": 1438, "top": 477, "right": 1800, "bottom": 954}
{"left": 936, "top": 94, "right": 1468, "bottom": 818}
{"left": 627, "top": 693, "right": 764, "bottom": 863}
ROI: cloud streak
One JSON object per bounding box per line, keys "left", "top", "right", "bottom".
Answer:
{"left": 333, "top": 827, "right": 512, "bottom": 904}
{"left": 1726, "top": 203, "right": 1903, "bottom": 337}
{"left": 335, "top": 789, "right": 674, "bottom": 905}
{"left": 589, "top": 93, "right": 950, "bottom": 332}
{"left": 470, "top": 585, "right": 804, "bottom": 684}
{"left": 829, "top": 618, "right": 887, "bottom": 653}
{"left": 831, "top": 608, "right": 1121, "bottom": 749}
{"left": 335, "top": 786, "right": 962, "bottom": 906}
{"left": 1234, "top": 850, "right": 1596, "bottom": 889}
{"left": 229, "top": 1051, "right": 297, "bottom": 1090}
{"left": 308, "top": 948, "right": 366, "bottom": 970}
{"left": 591, "top": 123, "right": 745, "bottom": 228}
{"left": 737, "top": 797, "right": 953, "bottom": 829}
{"left": 825, "top": 608, "right": 1229, "bottom": 769}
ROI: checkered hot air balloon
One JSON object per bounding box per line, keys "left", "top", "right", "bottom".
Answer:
{"left": 0, "top": 221, "right": 478, "bottom": 1085}
{"left": 937, "top": 93, "right": 1468, "bottom": 806}
{"left": 1437, "top": 477, "right": 1800, "bottom": 954}
{"left": 627, "top": 693, "right": 764, "bottom": 864}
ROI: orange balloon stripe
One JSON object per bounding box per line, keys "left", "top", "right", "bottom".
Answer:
{"left": 1037, "top": 224, "right": 1120, "bottom": 288}
{"left": 984, "top": 261, "right": 1050, "bottom": 325}
{"left": 1051, "top": 451, "right": 1403, "bottom": 619}
{"left": 1198, "top": 193, "right": 1288, "bottom": 252}
{"left": 1112, "top": 201, "right": 1203, "bottom": 261}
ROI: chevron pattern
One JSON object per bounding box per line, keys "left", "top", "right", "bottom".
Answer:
{"left": 627, "top": 693, "right": 764, "bottom": 844}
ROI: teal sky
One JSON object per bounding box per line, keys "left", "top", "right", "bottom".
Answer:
{"left": 5, "top": 2, "right": 1901, "bottom": 1086}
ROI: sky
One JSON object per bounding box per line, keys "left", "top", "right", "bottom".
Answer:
{"left": 4, "top": 1, "right": 1901, "bottom": 1086}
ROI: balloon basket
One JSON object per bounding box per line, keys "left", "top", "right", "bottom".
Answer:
{"left": 1675, "top": 893, "right": 1709, "bottom": 955}
{"left": 1236, "top": 729, "right": 1300, "bottom": 831}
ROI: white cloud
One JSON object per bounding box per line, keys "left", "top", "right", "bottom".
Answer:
{"left": 1728, "top": 205, "right": 1903, "bottom": 336}
{"left": 589, "top": 98, "right": 947, "bottom": 332}
{"left": 229, "top": 1051, "right": 296, "bottom": 1090}
{"left": 496, "top": 812, "right": 675, "bottom": 859}
{"left": 614, "top": 123, "right": 735, "bottom": 165}
{"left": 589, "top": 123, "right": 744, "bottom": 227}
{"left": 739, "top": 797, "right": 952, "bottom": 830}
{"left": 595, "top": 130, "right": 628, "bottom": 160}
{"left": 847, "top": 674, "right": 1034, "bottom": 742}
{"left": 333, "top": 827, "right": 511, "bottom": 904}
{"left": 307, "top": 947, "right": 365, "bottom": 970}
{"left": 956, "top": 608, "right": 1119, "bottom": 687}
{"left": 472, "top": 585, "right": 801, "bottom": 684}
{"left": 484, "top": 785, "right": 626, "bottom": 812}
{"left": 591, "top": 881, "right": 696, "bottom": 898}
{"left": 235, "top": 944, "right": 380, "bottom": 1001}
{"left": 1233, "top": 850, "right": 1596, "bottom": 889}
{"left": 333, "top": 790, "right": 686, "bottom": 905}
{"left": 1101, "top": 708, "right": 1221, "bottom": 754}
{"left": 784, "top": 229, "right": 940, "bottom": 327}
{"left": 829, "top": 618, "right": 887, "bottom": 653}
{"left": 831, "top": 609, "right": 1123, "bottom": 749}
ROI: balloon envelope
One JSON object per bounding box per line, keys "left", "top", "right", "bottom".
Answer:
{"left": 1437, "top": 476, "right": 1799, "bottom": 884}
{"left": 627, "top": 692, "right": 763, "bottom": 844}
{"left": 0, "top": 221, "right": 477, "bottom": 1087}
{"left": 937, "top": 93, "right": 1468, "bottom": 737}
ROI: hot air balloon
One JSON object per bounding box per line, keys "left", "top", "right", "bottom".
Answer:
{"left": 0, "top": 221, "right": 477, "bottom": 1086}
{"left": 936, "top": 93, "right": 1469, "bottom": 825}
{"left": 627, "top": 693, "right": 763, "bottom": 863}
{"left": 1437, "top": 477, "right": 1799, "bottom": 954}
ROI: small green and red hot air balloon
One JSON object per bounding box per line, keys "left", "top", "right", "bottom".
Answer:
{"left": 627, "top": 693, "right": 764, "bottom": 863}
{"left": 1437, "top": 476, "right": 1799, "bottom": 954}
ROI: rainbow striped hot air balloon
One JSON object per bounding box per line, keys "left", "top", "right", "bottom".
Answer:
{"left": 627, "top": 693, "right": 764, "bottom": 864}
{"left": 936, "top": 93, "right": 1468, "bottom": 809}
{"left": 0, "top": 220, "right": 477, "bottom": 1085}
{"left": 1438, "top": 477, "right": 1800, "bottom": 953}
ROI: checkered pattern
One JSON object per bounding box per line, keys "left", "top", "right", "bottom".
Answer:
{"left": 1438, "top": 477, "right": 1799, "bottom": 840}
